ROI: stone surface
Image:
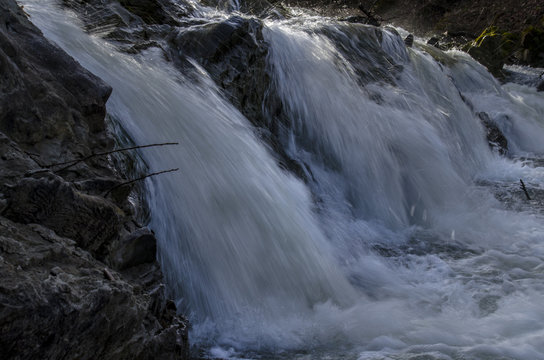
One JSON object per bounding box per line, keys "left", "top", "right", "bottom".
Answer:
{"left": 477, "top": 112, "right": 509, "bottom": 155}
{"left": 0, "top": 217, "right": 188, "bottom": 360}
{"left": 464, "top": 27, "right": 510, "bottom": 77}
{"left": 0, "top": 0, "right": 112, "bottom": 166}
{"left": 0, "top": 0, "right": 188, "bottom": 358}
{"left": 3, "top": 175, "right": 122, "bottom": 259}
{"left": 114, "top": 228, "right": 158, "bottom": 270}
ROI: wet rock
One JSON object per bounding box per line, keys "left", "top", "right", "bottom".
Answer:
{"left": 0, "top": 1, "right": 189, "bottom": 358}
{"left": 113, "top": 228, "right": 157, "bottom": 270}
{"left": 537, "top": 79, "right": 544, "bottom": 92}
{"left": 464, "top": 27, "right": 512, "bottom": 77}
{"left": 427, "top": 36, "right": 439, "bottom": 47}
{"left": 357, "top": 3, "right": 381, "bottom": 26}
{"left": 477, "top": 112, "right": 508, "bottom": 155}
{"left": 0, "top": 217, "right": 188, "bottom": 360}
{"left": 0, "top": 0, "right": 112, "bottom": 163}
{"left": 520, "top": 25, "right": 544, "bottom": 67}
{"left": 340, "top": 15, "right": 369, "bottom": 24}
{"left": 3, "top": 176, "right": 122, "bottom": 259}
{"left": 118, "top": 0, "right": 179, "bottom": 25}
{"left": 404, "top": 33, "right": 414, "bottom": 47}
{"left": 168, "top": 16, "right": 269, "bottom": 128}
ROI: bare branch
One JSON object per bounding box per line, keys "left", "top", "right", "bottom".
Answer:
{"left": 104, "top": 168, "right": 179, "bottom": 197}
{"left": 48, "top": 142, "right": 179, "bottom": 173}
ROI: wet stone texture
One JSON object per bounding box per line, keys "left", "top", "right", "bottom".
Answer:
{"left": 0, "top": 0, "right": 188, "bottom": 358}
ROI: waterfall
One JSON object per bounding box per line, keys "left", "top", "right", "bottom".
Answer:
{"left": 21, "top": 0, "right": 544, "bottom": 358}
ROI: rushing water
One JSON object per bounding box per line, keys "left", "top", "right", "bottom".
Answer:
{"left": 21, "top": 0, "right": 544, "bottom": 358}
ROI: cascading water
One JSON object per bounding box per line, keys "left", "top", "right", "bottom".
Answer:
{"left": 21, "top": 0, "right": 544, "bottom": 358}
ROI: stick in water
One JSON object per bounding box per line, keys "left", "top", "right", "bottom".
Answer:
{"left": 520, "top": 179, "right": 531, "bottom": 200}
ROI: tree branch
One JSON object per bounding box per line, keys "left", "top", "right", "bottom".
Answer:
{"left": 47, "top": 142, "right": 178, "bottom": 173}
{"left": 104, "top": 168, "right": 179, "bottom": 197}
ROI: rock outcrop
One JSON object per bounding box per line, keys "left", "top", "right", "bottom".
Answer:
{"left": 0, "top": 0, "right": 188, "bottom": 358}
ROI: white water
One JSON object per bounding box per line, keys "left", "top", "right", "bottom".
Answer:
{"left": 21, "top": 1, "right": 544, "bottom": 359}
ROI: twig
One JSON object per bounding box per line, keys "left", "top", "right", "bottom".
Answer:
{"left": 103, "top": 268, "right": 115, "bottom": 281}
{"left": 520, "top": 179, "right": 531, "bottom": 200}
{"left": 47, "top": 142, "right": 178, "bottom": 173}
{"left": 103, "top": 168, "right": 179, "bottom": 197}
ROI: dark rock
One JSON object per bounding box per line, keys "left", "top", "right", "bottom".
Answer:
{"left": 0, "top": 217, "right": 188, "bottom": 360}
{"left": 0, "top": 0, "right": 112, "bottom": 163}
{"left": 113, "top": 228, "right": 157, "bottom": 270}
{"left": 537, "top": 79, "right": 544, "bottom": 92}
{"left": 520, "top": 26, "right": 544, "bottom": 67}
{"left": 464, "top": 27, "right": 510, "bottom": 77}
{"left": 0, "top": 0, "right": 189, "bottom": 358}
{"left": 168, "top": 15, "right": 269, "bottom": 128}
{"left": 340, "top": 15, "right": 369, "bottom": 24}
{"left": 477, "top": 112, "right": 508, "bottom": 155}
{"left": 357, "top": 3, "right": 381, "bottom": 26}
{"left": 235, "top": 0, "right": 291, "bottom": 19}
{"left": 404, "top": 33, "right": 414, "bottom": 47}
{"left": 3, "top": 175, "right": 121, "bottom": 259}
{"left": 118, "top": 0, "right": 178, "bottom": 25}
{"left": 427, "top": 36, "right": 439, "bottom": 47}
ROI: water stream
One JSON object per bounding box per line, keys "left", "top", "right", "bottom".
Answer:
{"left": 20, "top": 0, "right": 544, "bottom": 358}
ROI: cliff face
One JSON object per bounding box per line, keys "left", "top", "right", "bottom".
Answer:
{"left": 0, "top": 0, "right": 188, "bottom": 358}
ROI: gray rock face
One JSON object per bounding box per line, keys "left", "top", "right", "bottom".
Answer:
{"left": 114, "top": 228, "right": 158, "bottom": 270}
{"left": 0, "top": 218, "right": 187, "bottom": 360}
{"left": 0, "top": 0, "right": 112, "bottom": 164}
{"left": 3, "top": 175, "right": 121, "bottom": 259}
{"left": 0, "top": 0, "right": 188, "bottom": 358}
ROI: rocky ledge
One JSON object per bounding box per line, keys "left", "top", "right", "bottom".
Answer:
{"left": 0, "top": 0, "right": 188, "bottom": 358}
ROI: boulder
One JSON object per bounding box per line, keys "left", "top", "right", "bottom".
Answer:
{"left": 0, "top": 217, "right": 188, "bottom": 360}
{"left": 464, "top": 27, "right": 512, "bottom": 77}
{"left": 3, "top": 175, "right": 122, "bottom": 259}
{"left": 113, "top": 228, "right": 158, "bottom": 270}
{"left": 520, "top": 25, "right": 544, "bottom": 67}
{"left": 477, "top": 112, "right": 508, "bottom": 155}
{"left": 0, "top": 0, "right": 112, "bottom": 163}
{"left": 404, "top": 33, "right": 414, "bottom": 47}
{"left": 0, "top": 1, "right": 189, "bottom": 358}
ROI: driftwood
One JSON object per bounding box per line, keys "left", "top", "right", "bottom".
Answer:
{"left": 520, "top": 179, "right": 531, "bottom": 200}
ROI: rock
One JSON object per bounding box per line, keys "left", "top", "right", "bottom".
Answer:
{"left": 3, "top": 175, "right": 122, "bottom": 259}
{"left": 0, "top": 0, "right": 112, "bottom": 164}
{"left": 427, "top": 36, "right": 439, "bottom": 47}
{"left": 357, "top": 3, "right": 381, "bottom": 26}
{"left": 0, "top": 1, "right": 189, "bottom": 358}
{"left": 168, "top": 15, "right": 269, "bottom": 128}
{"left": 404, "top": 33, "right": 414, "bottom": 47}
{"left": 477, "top": 112, "right": 508, "bottom": 155}
{"left": 520, "top": 25, "right": 544, "bottom": 67}
{"left": 118, "top": 0, "right": 176, "bottom": 24}
{"left": 0, "top": 217, "right": 188, "bottom": 360}
{"left": 537, "top": 79, "right": 544, "bottom": 92}
{"left": 464, "top": 27, "right": 511, "bottom": 77}
{"left": 113, "top": 228, "right": 158, "bottom": 270}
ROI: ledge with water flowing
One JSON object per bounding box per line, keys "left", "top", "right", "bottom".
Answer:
{"left": 4, "top": 0, "right": 544, "bottom": 359}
